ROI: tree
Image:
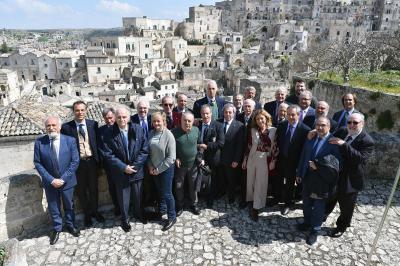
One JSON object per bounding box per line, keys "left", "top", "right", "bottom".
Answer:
{"left": 0, "top": 42, "right": 11, "bottom": 53}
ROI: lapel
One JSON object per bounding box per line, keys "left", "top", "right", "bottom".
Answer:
{"left": 225, "top": 120, "right": 235, "bottom": 137}
{"left": 58, "top": 135, "right": 66, "bottom": 168}
{"left": 70, "top": 121, "right": 79, "bottom": 141}
{"left": 112, "top": 126, "right": 127, "bottom": 162}
{"left": 127, "top": 124, "right": 137, "bottom": 162}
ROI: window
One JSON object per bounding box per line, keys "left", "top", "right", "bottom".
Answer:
{"left": 44, "top": 64, "right": 48, "bottom": 68}
{"left": 65, "top": 63, "right": 69, "bottom": 67}
{"left": 31, "top": 59, "right": 35, "bottom": 65}
{"left": 15, "top": 60, "right": 17, "bottom": 65}
{"left": 45, "top": 74, "right": 48, "bottom": 80}
{"left": 126, "top": 44, "right": 130, "bottom": 50}
{"left": 22, "top": 74, "right": 25, "bottom": 80}
{"left": 236, "top": 37, "right": 241, "bottom": 42}
{"left": 145, "top": 44, "right": 150, "bottom": 48}
{"left": 145, "top": 54, "right": 148, "bottom": 59}
{"left": 337, "top": 31, "right": 340, "bottom": 36}
{"left": 97, "top": 67, "right": 101, "bottom": 73}
{"left": 112, "top": 43, "right": 116, "bottom": 48}
{"left": 172, "top": 85, "right": 174, "bottom": 89}
{"left": 76, "top": 91, "right": 81, "bottom": 96}
{"left": 88, "top": 92, "right": 94, "bottom": 96}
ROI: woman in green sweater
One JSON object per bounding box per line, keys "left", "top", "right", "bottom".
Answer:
{"left": 148, "top": 112, "right": 176, "bottom": 231}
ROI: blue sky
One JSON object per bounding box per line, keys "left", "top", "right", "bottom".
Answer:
{"left": 0, "top": 0, "right": 217, "bottom": 29}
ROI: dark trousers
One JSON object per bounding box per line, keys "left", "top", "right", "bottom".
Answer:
{"left": 302, "top": 187, "right": 326, "bottom": 230}
{"left": 45, "top": 187, "right": 75, "bottom": 232}
{"left": 116, "top": 180, "right": 143, "bottom": 223}
{"left": 153, "top": 166, "right": 176, "bottom": 220}
{"left": 325, "top": 192, "right": 359, "bottom": 231}
{"left": 207, "top": 166, "right": 218, "bottom": 204}
{"left": 220, "top": 164, "right": 237, "bottom": 200}
{"left": 76, "top": 158, "right": 98, "bottom": 217}
{"left": 104, "top": 167, "right": 119, "bottom": 210}
{"left": 175, "top": 164, "right": 197, "bottom": 209}
{"left": 278, "top": 158, "right": 296, "bottom": 205}
{"left": 142, "top": 169, "right": 158, "bottom": 208}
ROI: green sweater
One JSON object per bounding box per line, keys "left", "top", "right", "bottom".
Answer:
{"left": 172, "top": 126, "right": 199, "bottom": 167}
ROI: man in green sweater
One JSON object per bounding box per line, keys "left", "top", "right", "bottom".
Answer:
{"left": 172, "top": 112, "right": 200, "bottom": 216}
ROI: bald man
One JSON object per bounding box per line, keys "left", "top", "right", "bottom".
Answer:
{"left": 193, "top": 80, "right": 227, "bottom": 120}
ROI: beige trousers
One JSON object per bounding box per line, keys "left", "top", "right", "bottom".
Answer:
{"left": 246, "top": 150, "right": 269, "bottom": 210}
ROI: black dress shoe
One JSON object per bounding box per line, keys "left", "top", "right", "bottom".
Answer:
{"left": 306, "top": 230, "right": 318, "bottom": 245}
{"left": 84, "top": 216, "right": 93, "bottom": 227}
{"left": 176, "top": 209, "right": 183, "bottom": 217}
{"left": 190, "top": 206, "right": 200, "bottom": 215}
{"left": 281, "top": 205, "right": 290, "bottom": 215}
{"left": 329, "top": 227, "right": 345, "bottom": 238}
{"left": 121, "top": 222, "right": 131, "bottom": 232}
{"left": 162, "top": 218, "right": 176, "bottom": 231}
{"left": 66, "top": 227, "right": 80, "bottom": 237}
{"left": 93, "top": 212, "right": 105, "bottom": 223}
{"left": 49, "top": 231, "right": 60, "bottom": 245}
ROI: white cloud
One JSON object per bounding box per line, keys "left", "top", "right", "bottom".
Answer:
{"left": 97, "top": 0, "right": 140, "bottom": 15}
{"left": 14, "top": 0, "right": 53, "bottom": 14}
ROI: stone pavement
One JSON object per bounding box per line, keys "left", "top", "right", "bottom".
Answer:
{"left": 19, "top": 178, "right": 400, "bottom": 265}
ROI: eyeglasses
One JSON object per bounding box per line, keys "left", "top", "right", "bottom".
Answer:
{"left": 163, "top": 104, "right": 173, "bottom": 107}
{"left": 347, "top": 121, "right": 360, "bottom": 125}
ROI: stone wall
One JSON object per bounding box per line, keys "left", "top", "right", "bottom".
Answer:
{"left": 308, "top": 79, "right": 400, "bottom": 134}
{"left": 0, "top": 170, "right": 111, "bottom": 242}
{"left": 0, "top": 136, "right": 37, "bottom": 178}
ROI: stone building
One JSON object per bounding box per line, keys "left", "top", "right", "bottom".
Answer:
{"left": 0, "top": 69, "right": 20, "bottom": 107}
{"left": 90, "top": 36, "right": 154, "bottom": 59}
{"left": 378, "top": 0, "right": 400, "bottom": 31}
{"left": 188, "top": 5, "right": 223, "bottom": 41}
{"left": 152, "top": 79, "right": 178, "bottom": 98}
{"left": 123, "top": 16, "right": 175, "bottom": 37}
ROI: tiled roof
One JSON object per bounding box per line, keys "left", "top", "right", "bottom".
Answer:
{"left": 0, "top": 106, "right": 43, "bottom": 137}
{"left": 86, "top": 101, "right": 134, "bottom": 126}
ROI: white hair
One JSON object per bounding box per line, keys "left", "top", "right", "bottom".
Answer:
{"left": 207, "top": 80, "right": 218, "bottom": 90}
{"left": 137, "top": 99, "right": 150, "bottom": 109}
{"left": 115, "top": 106, "right": 131, "bottom": 117}
{"left": 44, "top": 115, "right": 62, "bottom": 127}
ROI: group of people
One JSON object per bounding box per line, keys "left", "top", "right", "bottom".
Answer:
{"left": 33, "top": 78, "right": 374, "bottom": 246}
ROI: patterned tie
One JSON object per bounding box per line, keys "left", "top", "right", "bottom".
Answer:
{"left": 78, "top": 124, "right": 86, "bottom": 141}
{"left": 121, "top": 131, "right": 129, "bottom": 161}
{"left": 50, "top": 138, "right": 61, "bottom": 179}
{"left": 311, "top": 137, "right": 322, "bottom": 160}
{"left": 141, "top": 118, "right": 148, "bottom": 137}
{"left": 202, "top": 124, "right": 209, "bottom": 143}
{"left": 210, "top": 100, "right": 219, "bottom": 120}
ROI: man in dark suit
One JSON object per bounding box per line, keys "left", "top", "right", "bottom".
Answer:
{"left": 276, "top": 105, "right": 311, "bottom": 214}
{"left": 172, "top": 93, "right": 193, "bottom": 128}
{"left": 161, "top": 95, "right": 175, "bottom": 129}
{"left": 236, "top": 99, "right": 255, "bottom": 208}
{"left": 193, "top": 80, "right": 226, "bottom": 120}
{"left": 101, "top": 107, "right": 149, "bottom": 232}
{"left": 233, "top": 93, "right": 244, "bottom": 119}
{"left": 130, "top": 99, "right": 152, "bottom": 138}
{"left": 276, "top": 102, "right": 289, "bottom": 125}
{"left": 244, "top": 86, "right": 262, "bottom": 110}
{"left": 34, "top": 115, "right": 80, "bottom": 245}
{"left": 217, "top": 103, "right": 244, "bottom": 203}
{"left": 286, "top": 79, "right": 318, "bottom": 108}
{"left": 197, "top": 104, "right": 225, "bottom": 207}
{"left": 264, "top": 87, "right": 288, "bottom": 126}
{"left": 98, "top": 107, "right": 120, "bottom": 216}
{"left": 298, "top": 91, "right": 316, "bottom": 123}
{"left": 61, "top": 101, "right": 105, "bottom": 227}
{"left": 326, "top": 113, "right": 374, "bottom": 237}
{"left": 296, "top": 116, "right": 341, "bottom": 245}
{"left": 332, "top": 93, "right": 359, "bottom": 131}
{"left": 303, "top": 101, "right": 337, "bottom": 132}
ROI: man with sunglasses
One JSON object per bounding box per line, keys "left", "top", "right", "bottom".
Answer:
{"left": 161, "top": 95, "right": 175, "bottom": 129}
{"left": 326, "top": 113, "right": 374, "bottom": 238}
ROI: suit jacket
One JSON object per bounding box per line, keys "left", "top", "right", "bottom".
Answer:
{"left": 303, "top": 116, "right": 338, "bottom": 133}
{"left": 217, "top": 119, "right": 244, "bottom": 165}
{"left": 286, "top": 94, "right": 318, "bottom": 108}
{"left": 197, "top": 120, "right": 225, "bottom": 167}
{"left": 130, "top": 113, "right": 153, "bottom": 133}
{"left": 254, "top": 101, "right": 262, "bottom": 110}
{"left": 193, "top": 96, "right": 226, "bottom": 119}
{"left": 34, "top": 134, "right": 79, "bottom": 190}
{"left": 237, "top": 112, "right": 253, "bottom": 146}
{"left": 98, "top": 124, "right": 113, "bottom": 165}
{"left": 61, "top": 119, "right": 99, "bottom": 162}
{"left": 333, "top": 128, "right": 374, "bottom": 191}
{"left": 332, "top": 109, "right": 360, "bottom": 130}
{"left": 264, "top": 100, "right": 287, "bottom": 126}
{"left": 276, "top": 121, "right": 310, "bottom": 177}
{"left": 100, "top": 123, "right": 149, "bottom": 184}
{"left": 297, "top": 134, "right": 342, "bottom": 179}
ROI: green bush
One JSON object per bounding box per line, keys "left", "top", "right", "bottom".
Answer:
{"left": 376, "top": 110, "right": 395, "bottom": 130}
{"left": 0, "top": 246, "right": 5, "bottom": 266}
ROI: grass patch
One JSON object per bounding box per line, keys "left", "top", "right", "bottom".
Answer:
{"left": 318, "top": 70, "right": 400, "bottom": 94}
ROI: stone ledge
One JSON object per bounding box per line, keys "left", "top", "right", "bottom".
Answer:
{"left": 2, "top": 238, "right": 28, "bottom": 266}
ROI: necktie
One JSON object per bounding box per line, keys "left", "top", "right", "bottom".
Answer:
{"left": 167, "top": 115, "right": 173, "bottom": 129}
{"left": 245, "top": 117, "right": 249, "bottom": 126}
{"left": 141, "top": 118, "right": 148, "bottom": 137}
{"left": 78, "top": 124, "right": 86, "bottom": 141}
{"left": 121, "top": 131, "right": 129, "bottom": 161}
{"left": 224, "top": 122, "right": 228, "bottom": 134}
{"left": 202, "top": 124, "right": 209, "bottom": 143}
{"left": 210, "top": 100, "right": 219, "bottom": 120}
{"left": 50, "top": 138, "right": 61, "bottom": 179}
{"left": 345, "top": 135, "right": 353, "bottom": 143}
{"left": 282, "top": 125, "right": 293, "bottom": 157}
{"left": 299, "top": 110, "right": 305, "bottom": 122}
{"left": 311, "top": 137, "right": 322, "bottom": 160}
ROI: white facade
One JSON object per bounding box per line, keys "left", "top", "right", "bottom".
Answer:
{"left": 91, "top": 36, "right": 154, "bottom": 59}
{"left": 0, "top": 69, "right": 20, "bottom": 106}
{"left": 188, "top": 5, "right": 222, "bottom": 41}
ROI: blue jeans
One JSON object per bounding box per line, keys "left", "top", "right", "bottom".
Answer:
{"left": 302, "top": 187, "right": 326, "bottom": 231}
{"left": 153, "top": 166, "right": 176, "bottom": 220}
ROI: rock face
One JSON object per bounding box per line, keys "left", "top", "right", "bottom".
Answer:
{"left": 367, "top": 132, "right": 400, "bottom": 179}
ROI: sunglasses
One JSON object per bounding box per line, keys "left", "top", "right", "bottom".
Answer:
{"left": 163, "top": 104, "right": 173, "bottom": 107}
{"left": 347, "top": 121, "right": 360, "bottom": 125}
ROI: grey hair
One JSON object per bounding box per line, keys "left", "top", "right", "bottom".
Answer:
{"left": 233, "top": 93, "right": 243, "bottom": 99}
{"left": 349, "top": 112, "right": 365, "bottom": 122}
{"left": 207, "top": 80, "right": 218, "bottom": 90}
{"left": 115, "top": 106, "right": 131, "bottom": 117}
{"left": 200, "top": 104, "right": 211, "bottom": 113}
{"left": 162, "top": 95, "right": 175, "bottom": 104}
{"left": 275, "top": 87, "right": 288, "bottom": 95}
{"left": 299, "top": 90, "right": 312, "bottom": 100}
{"left": 177, "top": 93, "right": 188, "bottom": 100}
{"left": 102, "top": 107, "right": 115, "bottom": 117}
{"left": 317, "top": 101, "right": 330, "bottom": 114}
{"left": 44, "top": 115, "right": 62, "bottom": 126}
{"left": 223, "top": 103, "right": 236, "bottom": 113}
{"left": 287, "top": 104, "right": 301, "bottom": 114}
{"left": 316, "top": 116, "right": 331, "bottom": 127}
{"left": 279, "top": 102, "right": 289, "bottom": 110}
{"left": 182, "top": 111, "right": 194, "bottom": 120}
{"left": 243, "top": 99, "right": 255, "bottom": 108}
{"left": 137, "top": 99, "right": 150, "bottom": 109}
{"left": 245, "top": 86, "right": 256, "bottom": 92}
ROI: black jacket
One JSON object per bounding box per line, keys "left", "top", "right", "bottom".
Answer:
{"left": 303, "top": 154, "right": 340, "bottom": 198}
{"left": 197, "top": 120, "right": 225, "bottom": 167}
{"left": 217, "top": 119, "right": 244, "bottom": 165}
